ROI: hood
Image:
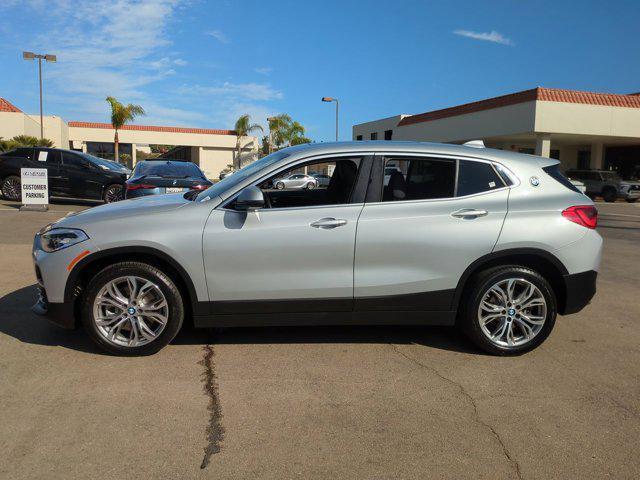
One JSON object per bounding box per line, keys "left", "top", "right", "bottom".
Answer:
{"left": 56, "top": 193, "right": 192, "bottom": 228}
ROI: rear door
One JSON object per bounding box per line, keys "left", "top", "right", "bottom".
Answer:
{"left": 354, "top": 154, "right": 509, "bottom": 311}
{"left": 32, "top": 149, "right": 65, "bottom": 197}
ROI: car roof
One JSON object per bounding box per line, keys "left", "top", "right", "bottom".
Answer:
{"left": 280, "top": 141, "right": 558, "bottom": 169}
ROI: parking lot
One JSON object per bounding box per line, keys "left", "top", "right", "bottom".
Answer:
{"left": 0, "top": 199, "right": 638, "bottom": 479}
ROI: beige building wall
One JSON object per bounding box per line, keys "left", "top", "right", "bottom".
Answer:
{"left": 352, "top": 115, "right": 409, "bottom": 141}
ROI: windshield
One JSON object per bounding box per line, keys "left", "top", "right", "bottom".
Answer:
{"left": 196, "top": 150, "right": 290, "bottom": 202}
{"left": 601, "top": 172, "right": 622, "bottom": 182}
{"left": 81, "top": 153, "right": 126, "bottom": 170}
{"left": 134, "top": 161, "right": 203, "bottom": 178}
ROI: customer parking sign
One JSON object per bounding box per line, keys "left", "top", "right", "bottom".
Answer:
{"left": 21, "top": 168, "right": 48, "bottom": 205}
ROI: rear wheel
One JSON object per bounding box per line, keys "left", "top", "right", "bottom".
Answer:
{"left": 103, "top": 184, "right": 123, "bottom": 203}
{"left": 81, "top": 262, "right": 184, "bottom": 356}
{"left": 306, "top": 182, "right": 315, "bottom": 189}
{"left": 626, "top": 198, "right": 638, "bottom": 203}
{"left": 1, "top": 175, "right": 21, "bottom": 201}
{"left": 276, "top": 182, "right": 285, "bottom": 190}
{"left": 459, "top": 266, "right": 557, "bottom": 355}
{"left": 602, "top": 188, "right": 617, "bottom": 203}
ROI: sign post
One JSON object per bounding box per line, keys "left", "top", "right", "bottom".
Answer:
{"left": 20, "top": 168, "right": 49, "bottom": 211}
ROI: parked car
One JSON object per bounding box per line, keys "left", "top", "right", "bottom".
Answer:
{"left": 310, "top": 173, "right": 331, "bottom": 187}
{"left": 569, "top": 179, "right": 586, "bottom": 193}
{"left": 32, "top": 142, "right": 602, "bottom": 356}
{"left": 92, "top": 157, "right": 132, "bottom": 175}
{"left": 566, "top": 169, "right": 640, "bottom": 203}
{"left": 0, "top": 147, "right": 128, "bottom": 203}
{"left": 125, "top": 160, "right": 212, "bottom": 199}
{"left": 273, "top": 173, "right": 317, "bottom": 189}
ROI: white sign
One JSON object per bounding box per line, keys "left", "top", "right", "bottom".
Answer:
{"left": 38, "top": 151, "right": 48, "bottom": 162}
{"left": 21, "top": 168, "right": 49, "bottom": 205}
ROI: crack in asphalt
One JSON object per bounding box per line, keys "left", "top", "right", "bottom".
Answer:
{"left": 390, "top": 343, "right": 524, "bottom": 480}
{"left": 199, "top": 344, "right": 225, "bottom": 469}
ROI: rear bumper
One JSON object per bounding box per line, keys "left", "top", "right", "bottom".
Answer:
{"left": 560, "top": 270, "right": 597, "bottom": 315}
{"left": 32, "top": 286, "right": 76, "bottom": 329}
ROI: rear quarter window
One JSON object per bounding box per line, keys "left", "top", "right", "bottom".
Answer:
{"left": 543, "top": 165, "right": 581, "bottom": 193}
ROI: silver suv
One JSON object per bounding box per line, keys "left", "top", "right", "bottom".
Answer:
{"left": 566, "top": 169, "right": 640, "bottom": 203}
{"left": 32, "top": 142, "right": 602, "bottom": 356}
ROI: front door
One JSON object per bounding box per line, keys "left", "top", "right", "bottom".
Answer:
{"left": 60, "top": 151, "right": 104, "bottom": 199}
{"left": 354, "top": 155, "right": 509, "bottom": 310}
{"left": 202, "top": 156, "right": 367, "bottom": 313}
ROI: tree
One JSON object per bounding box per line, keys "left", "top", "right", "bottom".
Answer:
{"left": 105, "top": 96, "right": 145, "bottom": 164}
{"left": 0, "top": 135, "right": 54, "bottom": 151}
{"left": 290, "top": 136, "right": 311, "bottom": 146}
{"left": 233, "top": 114, "right": 263, "bottom": 169}
{"left": 268, "top": 114, "right": 292, "bottom": 150}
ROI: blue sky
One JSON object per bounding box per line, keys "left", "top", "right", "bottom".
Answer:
{"left": 1, "top": 0, "right": 639, "bottom": 142}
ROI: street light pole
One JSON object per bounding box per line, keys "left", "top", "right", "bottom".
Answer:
{"left": 322, "top": 97, "right": 339, "bottom": 141}
{"left": 23, "top": 51, "right": 57, "bottom": 140}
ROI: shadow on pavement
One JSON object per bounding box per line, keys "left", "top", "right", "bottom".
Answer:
{"left": 1, "top": 284, "right": 478, "bottom": 355}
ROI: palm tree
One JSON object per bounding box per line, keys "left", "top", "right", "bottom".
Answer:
{"left": 268, "top": 114, "right": 292, "bottom": 150}
{"left": 233, "top": 114, "right": 263, "bottom": 169}
{"left": 285, "top": 121, "right": 306, "bottom": 146}
{"left": 105, "top": 96, "right": 145, "bottom": 164}
{"left": 0, "top": 135, "right": 54, "bottom": 151}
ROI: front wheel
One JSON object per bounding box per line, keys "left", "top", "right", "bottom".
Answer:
{"left": 275, "top": 182, "right": 285, "bottom": 190}
{"left": 103, "top": 184, "right": 124, "bottom": 203}
{"left": 1, "top": 175, "right": 21, "bottom": 201}
{"left": 459, "top": 266, "right": 557, "bottom": 355}
{"left": 81, "top": 262, "right": 184, "bottom": 356}
{"left": 306, "top": 182, "right": 315, "bottom": 189}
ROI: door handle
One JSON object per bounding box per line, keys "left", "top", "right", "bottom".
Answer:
{"left": 310, "top": 217, "right": 348, "bottom": 229}
{"left": 451, "top": 208, "right": 488, "bottom": 218}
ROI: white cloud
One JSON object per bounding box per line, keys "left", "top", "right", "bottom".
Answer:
{"left": 173, "top": 58, "right": 188, "bottom": 66}
{"left": 205, "top": 29, "right": 230, "bottom": 44}
{"left": 453, "top": 29, "right": 514, "bottom": 46}
{"left": 254, "top": 66, "right": 273, "bottom": 75}
{"left": 180, "top": 82, "right": 283, "bottom": 101}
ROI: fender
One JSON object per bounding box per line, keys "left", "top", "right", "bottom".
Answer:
{"left": 451, "top": 247, "right": 568, "bottom": 309}
{"left": 64, "top": 246, "right": 208, "bottom": 316}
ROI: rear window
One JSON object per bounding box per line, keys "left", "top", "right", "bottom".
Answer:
{"left": 543, "top": 165, "right": 581, "bottom": 193}
{"left": 135, "top": 161, "right": 203, "bottom": 178}
{"left": 457, "top": 160, "right": 505, "bottom": 196}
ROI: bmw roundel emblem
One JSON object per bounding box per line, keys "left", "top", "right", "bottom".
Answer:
{"left": 530, "top": 176, "right": 540, "bottom": 187}
{"left": 172, "top": 179, "right": 177, "bottom": 186}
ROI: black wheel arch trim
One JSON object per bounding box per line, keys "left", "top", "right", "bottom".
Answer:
{"left": 64, "top": 246, "right": 207, "bottom": 316}
{"left": 451, "top": 248, "right": 569, "bottom": 310}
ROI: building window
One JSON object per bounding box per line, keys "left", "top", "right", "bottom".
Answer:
{"left": 577, "top": 151, "right": 591, "bottom": 169}
{"left": 518, "top": 148, "right": 535, "bottom": 155}
{"left": 384, "top": 130, "right": 393, "bottom": 141}
{"left": 86, "top": 142, "right": 132, "bottom": 160}
{"left": 370, "top": 132, "right": 378, "bottom": 140}
{"left": 356, "top": 135, "right": 363, "bottom": 141}
{"left": 550, "top": 149, "right": 560, "bottom": 160}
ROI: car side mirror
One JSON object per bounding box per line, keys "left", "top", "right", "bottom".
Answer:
{"left": 236, "top": 186, "right": 265, "bottom": 211}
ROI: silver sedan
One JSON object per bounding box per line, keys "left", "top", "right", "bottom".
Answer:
{"left": 274, "top": 173, "right": 317, "bottom": 190}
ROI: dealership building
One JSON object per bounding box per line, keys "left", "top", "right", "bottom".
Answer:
{"left": 0, "top": 97, "right": 258, "bottom": 179}
{"left": 353, "top": 87, "right": 640, "bottom": 179}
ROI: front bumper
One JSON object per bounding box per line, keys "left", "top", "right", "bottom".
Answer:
{"left": 32, "top": 285, "right": 76, "bottom": 329}
{"left": 560, "top": 270, "right": 597, "bottom": 315}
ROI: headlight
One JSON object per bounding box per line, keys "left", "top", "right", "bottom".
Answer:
{"left": 39, "top": 227, "right": 89, "bottom": 252}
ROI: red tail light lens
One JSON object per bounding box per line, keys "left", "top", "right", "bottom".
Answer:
{"left": 562, "top": 205, "right": 598, "bottom": 229}
{"left": 190, "top": 184, "right": 209, "bottom": 191}
{"left": 126, "top": 183, "right": 156, "bottom": 191}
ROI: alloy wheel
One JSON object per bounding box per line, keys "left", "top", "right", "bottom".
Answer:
{"left": 104, "top": 185, "right": 123, "bottom": 203}
{"left": 2, "top": 177, "right": 21, "bottom": 201}
{"left": 93, "top": 276, "right": 169, "bottom": 347}
{"left": 477, "top": 278, "right": 547, "bottom": 348}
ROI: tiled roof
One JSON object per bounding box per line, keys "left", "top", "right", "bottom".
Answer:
{"left": 398, "top": 87, "right": 640, "bottom": 126}
{"left": 0, "top": 98, "right": 22, "bottom": 113}
{"left": 68, "top": 121, "right": 236, "bottom": 136}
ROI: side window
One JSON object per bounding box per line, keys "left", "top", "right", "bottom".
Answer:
{"left": 5, "top": 148, "right": 34, "bottom": 160}
{"left": 254, "top": 158, "right": 361, "bottom": 209}
{"left": 34, "top": 149, "right": 61, "bottom": 164}
{"left": 382, "top": 157, "right": 456, "bottom": 201}
{"left": 61, "top": 152, "right": 89, "bottom": 169}
{"left": 457, "top": 160, "right": 505, "bottom": 196}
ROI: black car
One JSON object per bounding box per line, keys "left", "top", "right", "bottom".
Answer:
{"left": 0, "top": 147, "right": 128, "bottom": 203}
{"left": 125, "top": 160, "right": 212, "bottom": 199}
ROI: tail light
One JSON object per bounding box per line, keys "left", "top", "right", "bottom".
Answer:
{"left": 562, "top": 205, "right": 598, "bottom": 229}
{"left": 190, "top": 184, "right": 209, "bottom": 191}
{"left": 126, "top": 183, "right": 156, "bottom": 191}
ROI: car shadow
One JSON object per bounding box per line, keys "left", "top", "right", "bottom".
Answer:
{"left": 1, "top": 284, "right": 479, "bottom": 355}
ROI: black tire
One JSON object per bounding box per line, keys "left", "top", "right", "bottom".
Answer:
{"left": 103, "top": 184, "right": 124, "bottom": 203}
{"left": 276, "top": 182, "right": 285, "bottom": 190}
{"left": 458, "top": 265, "right": 557, "bottom": 356}
{"left": 80, "top": 261, "right": 184, "bottom": 356}
{"left": 1, "top": 175, "right": 21, "bottom": 201}
{"left": 602, "top": 188, "right": 617, "bottom": 203}
{"left": 626, "top": 198, "right": 638, "bottom": 203}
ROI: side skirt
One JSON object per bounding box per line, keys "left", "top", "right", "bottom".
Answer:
{"left": 193, "top": 310, "right": 457, "bottom": 328}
